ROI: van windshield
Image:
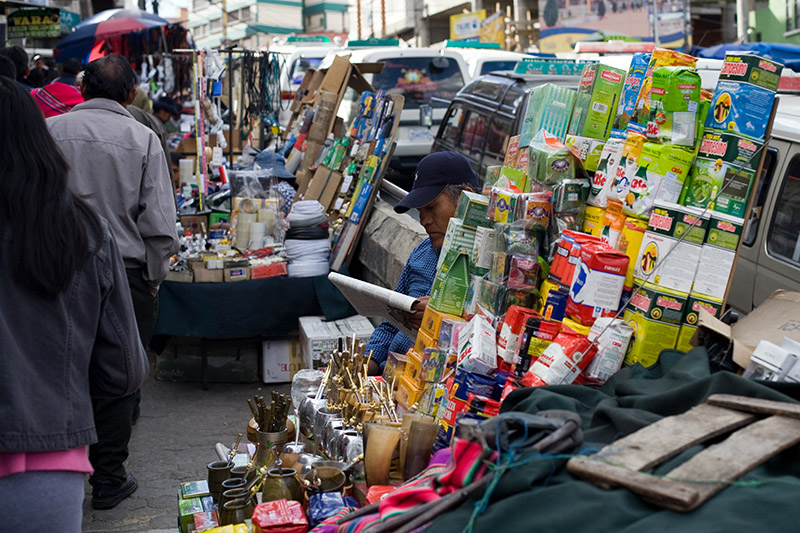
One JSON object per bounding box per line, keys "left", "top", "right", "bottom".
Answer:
{"left": 479, "top": 60, "right": 519, "bottom": 75}
{"left": 290, "top": 56, "right": 323, "bottom": 85}
{"left": 371, "top": 56, "right": 465, "bottom": 109}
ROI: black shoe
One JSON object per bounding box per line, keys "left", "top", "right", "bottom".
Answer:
{"left": 91, "top": 474, "right": 138, "bottom": 510}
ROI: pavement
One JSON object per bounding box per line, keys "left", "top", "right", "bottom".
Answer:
{"left": 81, "top": 355, "right": 290, "bottom": 533}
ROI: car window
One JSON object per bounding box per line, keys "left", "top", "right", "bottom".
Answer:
{"left": 371, "top": 56, "right": 465, "bottom": 109}
{"left": 440, "top": 105, "right": 465, "bottom": 147}
{"left": 766, "top": 154, "right": 800, "bottom": 266}
{"left": 743, "top": 147, "right": 778, "bottom": 247}
{"left": 479, "top": 60, "right": 519, "bottom": 75}
{"left": 290, "top": 56, "right": 323, "bottom": 85}
{"left": 458, "top": 111, "right": 489, "bottom": 156}
{"left": 485, "top": 118, "right": 512, "bottom": 163}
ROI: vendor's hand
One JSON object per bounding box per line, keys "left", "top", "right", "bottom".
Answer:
{"left": 368, "top": 359, "right": 381, "bottom": 376}
{"left": 404, "top": 296, "right": 429, "bottom": 330}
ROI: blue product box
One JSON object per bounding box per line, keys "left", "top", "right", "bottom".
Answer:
{"left": 705, "top": 80, "right": 776, "bottom": 140}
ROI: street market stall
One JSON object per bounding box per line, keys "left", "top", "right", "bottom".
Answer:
{"left": 169, "top": 49, "right": 800, "bottom": 532}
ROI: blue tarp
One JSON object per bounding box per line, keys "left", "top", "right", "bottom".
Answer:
{"left": 691, "top": 42, "right": 800, "bottom": 72}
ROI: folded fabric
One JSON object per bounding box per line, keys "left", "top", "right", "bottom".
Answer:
{"left": 285, "top": 225, "right": 329, "bottom": 241}
{"left": 30, "top": 82, "right": 84, "bottom": 118}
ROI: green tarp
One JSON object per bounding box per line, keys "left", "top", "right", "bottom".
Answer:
{"left": 432, "top": 348, "right": 800, "bottom": 532}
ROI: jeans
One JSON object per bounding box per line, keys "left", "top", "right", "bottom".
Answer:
{"left": 0, "top": 471, "right": 84, "bottom": 532}
{"left": 89, "top": 268, "right": 157, "bottom": 480}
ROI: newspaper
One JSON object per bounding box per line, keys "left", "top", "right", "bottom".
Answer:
{"left": 328, "top": 272, "right": 419, "bottom": 339}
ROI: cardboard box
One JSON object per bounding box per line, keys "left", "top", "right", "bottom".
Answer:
{"left": 261, "top": 337, "right": 307, "bottom": 384}
{"left": 308, "top": 90, "right": 339, "bottom": 142}
{"left": 676, "top": 295, "right": 723, "bottom": 352}
{"left": 623, "top": 284, "right": 688, "bottom": 367}
{"left": 299, "top": 316, "right": 341, "bottom": 369}
{"left": 180, "top": 214, "right": 209, "bottom": 236}
{"left": 414, "top": 330, "right": 437, "bottom": 358}
{"left": 296, "top": 169, "right": 313, "bottom": 195}
{"left": 455, "top": 191, "right": 491, "bottom": 230}
{"left": 334, "top": 315, "right": 375, "bottom": 346}
{"left": 305, "top": 165, "right": 343, "bottom": 213}
{"left": 690, "top": 212, "right": 744, "bottom": 302}
{"left": 179, "top": 497, "right": 204, "bottom": 533}
{"left": 167, "top": 270, "right": 194, "bottom": 283}
{"left": 302, "top": 139, "right": 326, "bottom": 171}
{"left": 224, "top": 266, "right": 250, "bottom": 282}
{"left": 193, "top": 267, "right": 224, "bottom": 283}
{"left": 690, "top": 290, "right": 800, "bottom": 369}
{"left": 429, "top": 250, "right": 470, "bottom": 317}
{"left": 568, "top": 63, "right": 626, "bottom": 141}
{"left": 436, "top": 218, "right": 477, "bottom": 272}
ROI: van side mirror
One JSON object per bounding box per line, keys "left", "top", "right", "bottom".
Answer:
{"left": 419, "top": 104, "right": 433, "bottom": 127}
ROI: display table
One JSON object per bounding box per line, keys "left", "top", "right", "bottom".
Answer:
{"left": 151, "top": 274, "right": 355, "bottom": 387}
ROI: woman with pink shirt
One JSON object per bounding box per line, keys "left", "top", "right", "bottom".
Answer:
{"left": 0, "top": 75, "right": 148, "bottom": 531}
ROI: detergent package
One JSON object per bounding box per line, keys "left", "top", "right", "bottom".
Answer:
{"left": 615, "top": 52, "right": 651, "bottom": 131}
{"left": 588, "top": 132, "right": 626, "bottom": 208}
{"left": 566, "top": 242, "right": 629, "bottom": 326}
{"left": 647, "top": 66, "right": 702, "bottom": 147}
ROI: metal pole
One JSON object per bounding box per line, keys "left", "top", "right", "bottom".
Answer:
{"left": 228, "top": 48, "right": 234, "bottom": 167}
{"left": 222, "top": 0, "right": 228, "bottom": 44}
{"left": 736, "top": 0, "right": 748, "bottom": 42}
{"left": 651, "top": 0, "right": 659, "bottom": 46}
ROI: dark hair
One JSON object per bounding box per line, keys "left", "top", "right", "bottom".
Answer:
{"left": 0, "top": 76, "right": 101, "bottom": 297}
{"left": 82, "top": 55, "right": 136, "bottom": 104}
{"left": 62, "top": 57, "right": 82, "bottom": 76}
{"left": 27, "top": 67, "right": 45, "bottom": 88}
{"left": 0, "top": 55, "right": 14, "bottom": 79}
{"left": 0, "top": 45, "right": 28, "bottom": 81}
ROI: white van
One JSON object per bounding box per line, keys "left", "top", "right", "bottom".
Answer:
{"left": 728, "top": 93, "right": 800, "bottom": 313}
{"left": 447, "top": 48, "right": 532, "bottom": 79}
{"left": 331, "top": 47, "right": 470, "bottom": 176}
{"left": 272, "top": 42, "right": 343, "bottom": 128}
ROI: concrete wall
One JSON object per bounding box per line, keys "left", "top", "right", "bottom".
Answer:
{"left": 351, "top": 198, "right": 427, "bottom": 290}
{"left": 750, "top": 0, "right": 800, "bottom": 44}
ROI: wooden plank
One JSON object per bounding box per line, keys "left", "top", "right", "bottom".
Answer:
{"left": 707, "top": 394, "right": 800, "bottom": 419}
{"left": 567, "top": 456, "right": 700, "bottom": 509}
{"left": 584, "top": 404, "right": 755, "bottom": 471}
{"left": 653, "top": 415, "right": 800, "bottom": 512}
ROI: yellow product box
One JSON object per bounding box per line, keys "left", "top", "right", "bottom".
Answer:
{"left": 676, "top": 295, "right": 724, "bottom": 352}
{"left": 396, "top": 375, "right": 424, "bottom": 409}
{"left": 538, "top": 278, "right": 560, "bottom": 309}
{"left": 414, "top": 330, "right": 437, "bottom": 357}
{"left": 619, "top": 216, "right": 647, "bottom": 288}
{"left": 420, "top": 307, "right": 461, "bottom": 342}
{"left": 562, "top": 317, "right": 591, "bottom": 337}
{"left": 582, "top": 205, "right": 605, "bottom": 236}
{"left": 623, "top": 283, "right": 688, "bottom": 367}
{"left": 403, "top": 350, "right": 422, "bottom": 381}
{"left": 382, "top": 351, "right": 409, "bottom": 384}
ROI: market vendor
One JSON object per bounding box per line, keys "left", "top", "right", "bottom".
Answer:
{"left": 366, "top": 151, "right": 478, "bottom": 375}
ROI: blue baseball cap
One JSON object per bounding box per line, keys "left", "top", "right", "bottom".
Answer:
{"left": 394, "top": 151, "right": 479, "bottom": 214}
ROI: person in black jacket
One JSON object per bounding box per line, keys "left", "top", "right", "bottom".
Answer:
{"left": 0, "top": 76, "right": 149, "bottom": 530}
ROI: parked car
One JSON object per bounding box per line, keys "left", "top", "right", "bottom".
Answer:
{"left": 448, "top": 48, "right": 532, "bottom": 79}
{"left": 332, "top": 47, "right": 470, "bottom": 175}
{"left": 273, "top": 41, "right": 343, "bottom": 128}
{"left": 728, "top": 93, "right": 800, "bottom": 313}
{"left": 431, "top": 71, "right": 580, "bottom": 177}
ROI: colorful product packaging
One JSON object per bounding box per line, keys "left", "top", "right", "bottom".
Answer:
{"left": 597, "top": 199, "right": 626, "bottom": 249}
{"left": 620, "top": 141, "right": 664, "bottom": 218}
{"left": 690, "top": 212, "right": 744, "bottom": 302}
{"left": 515, "top": 316, "right": 562, "bottom": 378}
{"left": 705, "top": 53, "right": 783, "bottom": 140}
{"left": 652, "top": 144, "right": 696, "bottom": 204}
{"left": 179, "top": 498, "right": 205, "bottom": 533}
{"left": 609, "top": 130, "right": 647, "bottom": 207}
{"left": 519, "top": 83, "right": 577, "bottom": 145}
{"left": 396, "top": 374, "right": 424, "bottom": 408}
{"left": 588, "top": 132, "right": 626, "bottom": 208}
{"left": 568, "top": 63, "right": 627, "bottom": 141}
{"left": 584, "top": 317, "right": 635, "bottom": 383}
{"left": 619, "top": 216, "right": 648, "bottom": 288}
{"left": 456, "top": 315, "right": 498, "bottom": 375}
{"left": 676, "top": 294, "right": 724, "bottom": 352}
{"left": 440, "top": 317, "right": 467, "bottom": 354}
{"left": 252, "top": 499, "right": 308, "bottom": 533}
{"left": 521, "top": 329, "right": 598, "bottom": 386}
{"left": 549, "top": 230, "right": 603, "bottom": 289}
{"left": 455, "top": 191, "right": 491, "bottom": 230}
{"left": 566, "top": 135, "right": 605, "bottom": 172}
{"left": 567, "top": 242, "right": 630, "bottom": 326}
{"left": 436, "top": 217, "right": 477, "bottom": 272}
{"left": 682, "top": 130, "right": 763, "bottom": 218}
{"left": 527, "top": 130, "right": 576, "bottom": 187}
{"left": 430, "top": 250, "right": 470, "bottom": 316}
{"left": 497, "top": 305, "right": 540, "bottom": 364}
{"left": 632, "top": 49, "right": 697, "bottom": 126}
{"left": 582, "top": 205, "right": 606, "bottom": 235}
{"left": 614, "top": 52, "right": 651, "bottom": 130}
{"left": 420, "top": 307, "right": 461, "bottom": 342}
{"left": 471, "top": 226, "right": 496, "bottom": 274}
{"left": 647, "top": 66, "right": 702, "bottom": 147}
{"left": 503, "top": 136, "right": 521, "bottom": 168}
{"left": 483, "top": 165, "right": 502, "bottom": 194}
{"left": 634, "top": 201, "right": 709, "bottom": 294}
{"left": 623, "top": 283, "right": 688, "bottom": 367}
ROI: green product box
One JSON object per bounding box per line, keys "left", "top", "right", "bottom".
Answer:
{"left": 429, "top": 250, "right": 470, "bottom": 316}
{"left": 515, "top": 57, "right": 596, "bottom": 76}
{"left": 568, "top": 63, "right": 626, "bottom": 141}
{"left": 676, "top": 294, "right": 724, "bottom": 352}
{"left": 436, "top": 218, "right": 477, "bottom": 272}
{"left": 683, "top": 129, "right": 763, "bottom": 217}
{"left": 652, "top": 145, "right": 696, "bottom": 204}
{"left": 179, "top": 497, "right": 204, "bottom": 533}
{"left": 483, "top": 165, "right": 502, "bottom": 194}
{"left": 528, "top": 132, "right": 576, "bottom": 188}
{"left": 565, "top": 135, "right": 605, "bottom": 172}
{"left": 498, "top": 165, "right": 527, "bottom": 193}
{"left": 180, "top": 480, "right": 210, "bottom": 499}
{"left": 623, "top": 283, "right": 688, "bottom": 367}
{"left": 690, "top": 212, "right": 744, "bottom": 302}
{"left": 718, "top": 53, "right": 783, "bottom": 91}
{"left": 647, "top": 67, "right": 702, "bottom": 147}
{"left": 455, "top": 191, "right": 491, "bottom": 230}
{"left": 519, "top": 83, "right": 577, "bottom": 145}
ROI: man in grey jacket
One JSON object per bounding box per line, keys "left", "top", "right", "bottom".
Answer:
{"left": 47, "top": 55, "right": 179, "bottom": 510}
